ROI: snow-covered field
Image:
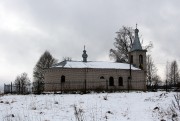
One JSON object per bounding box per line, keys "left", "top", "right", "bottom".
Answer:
{"left": 0, "top": 92, "right": 179, "bottom": 121}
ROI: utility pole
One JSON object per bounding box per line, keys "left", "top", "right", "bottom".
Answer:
{"left": 166, "top": 79, "right": 168, "bottom": 92}
{"left": 19, "top": 81, "right": 21, "bottom": 94}
{"left": 174, "top": 62, "right": 176, "bottom": 87}
{"left": 11, "top": 82, "right": 12, "bottom": 94}
{"left": 106, "top": 79, "right": 108, "bottom": 91}
{"left": 84, "top": 68, "right": 87, "bottom": 94}
{"left": 128, "top": 54, "right": 132, "bottom": 93}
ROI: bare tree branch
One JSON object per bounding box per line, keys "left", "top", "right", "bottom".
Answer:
{"left": 110, "top": 26, "right": 152, "bottom": 63}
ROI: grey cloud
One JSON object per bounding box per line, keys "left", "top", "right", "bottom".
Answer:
{"left": 0, "top": 0, "right": 180, "bottom": 84}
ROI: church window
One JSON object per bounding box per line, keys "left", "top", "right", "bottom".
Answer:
{"left": 128, "top": 76, "right": 131, "bottom": 80}
{"left": 118, "top": 77, "right": 123, "bottom": 86}
{"left": 139, "top": 55, "right": 143, "bottom": 64}
{"left": 61, "top": 75, "right": 65, "bottom": 83}
{"left": 100, "top": 76, "right": 105, "bottom": 79}
{"left": 109, "top": 77, "right": 114, "bottom": 86}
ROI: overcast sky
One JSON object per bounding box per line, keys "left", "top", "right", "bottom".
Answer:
{"left": 0, "top": 0, "right": 180, "bottom": 85}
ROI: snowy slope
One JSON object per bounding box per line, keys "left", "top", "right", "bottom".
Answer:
{"left": 0, "top": 92, "right": 179, "bottom": 121}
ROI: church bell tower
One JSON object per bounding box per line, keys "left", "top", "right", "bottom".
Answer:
{"left": 129, "top": 25, "right": 147, "bottom": 71}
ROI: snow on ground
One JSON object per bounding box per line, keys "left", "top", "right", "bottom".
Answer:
{"left": 0, "top": 92, "right": 179, "bottom": 121}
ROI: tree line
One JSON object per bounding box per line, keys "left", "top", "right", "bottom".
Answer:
{"left": 12, "top": 51, "right": 73, "bottom": 94}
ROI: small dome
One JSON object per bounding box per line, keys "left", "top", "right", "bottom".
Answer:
{"left": 82, "top": 46, "right": 88, "bottom": 62}
{"left": 135, "top": 28, "right": 139, "bottom": 33}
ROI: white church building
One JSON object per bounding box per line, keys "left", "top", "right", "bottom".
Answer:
{"left": 44, "top": 27, "right": 147, "bottom": 92}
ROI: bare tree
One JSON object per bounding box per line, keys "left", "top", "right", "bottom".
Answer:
{"left": 146, "top": 54, "right": 157, "bottom": 86}
{"left": 152, "top": 75, "right": 162, "bottom": 86}
{"left": 14, "top": 72, "right": 30, "bottom": 94}
{"left": 63, "top": 57, "right": 72, "bottom": 61}
{"left": 165, "top": 61, "right": 170, "bottom": 85}
{"left": 169, "top": 60, "right": 179, "bottom": 86}
{"left": 110, "top": 26, "right": 133, "bottom": 63}
{"left": 110, "top": 26, "right": 152, "bottom": 63}
{"left": 33, "top": 50, "right": 57, "bottom": 94}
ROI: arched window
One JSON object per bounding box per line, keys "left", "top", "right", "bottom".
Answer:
{"left": 100, "top": 76, "right": 105, "bottom": 79}
{"left": 139, "top": 55, "right": 143, "bottom": 69}
{"left": 139, "top": 55, "right": 143, "bottom": 64}
{"left": 61, "top": 75, "right": 65, "bottom": 83}
{"left": 109, "top": 77, "right": 114, "bottom": 86}
{"left": 118, "top": 77, "right": 123, "bottom": 86}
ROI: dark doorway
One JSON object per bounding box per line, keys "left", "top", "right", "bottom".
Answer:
{"left": 61, "top": 75, "right": 65, "bottom": 83}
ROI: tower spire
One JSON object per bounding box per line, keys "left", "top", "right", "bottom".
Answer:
{"left": 131, "top": 24, "right": 142, "bottom": 51}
